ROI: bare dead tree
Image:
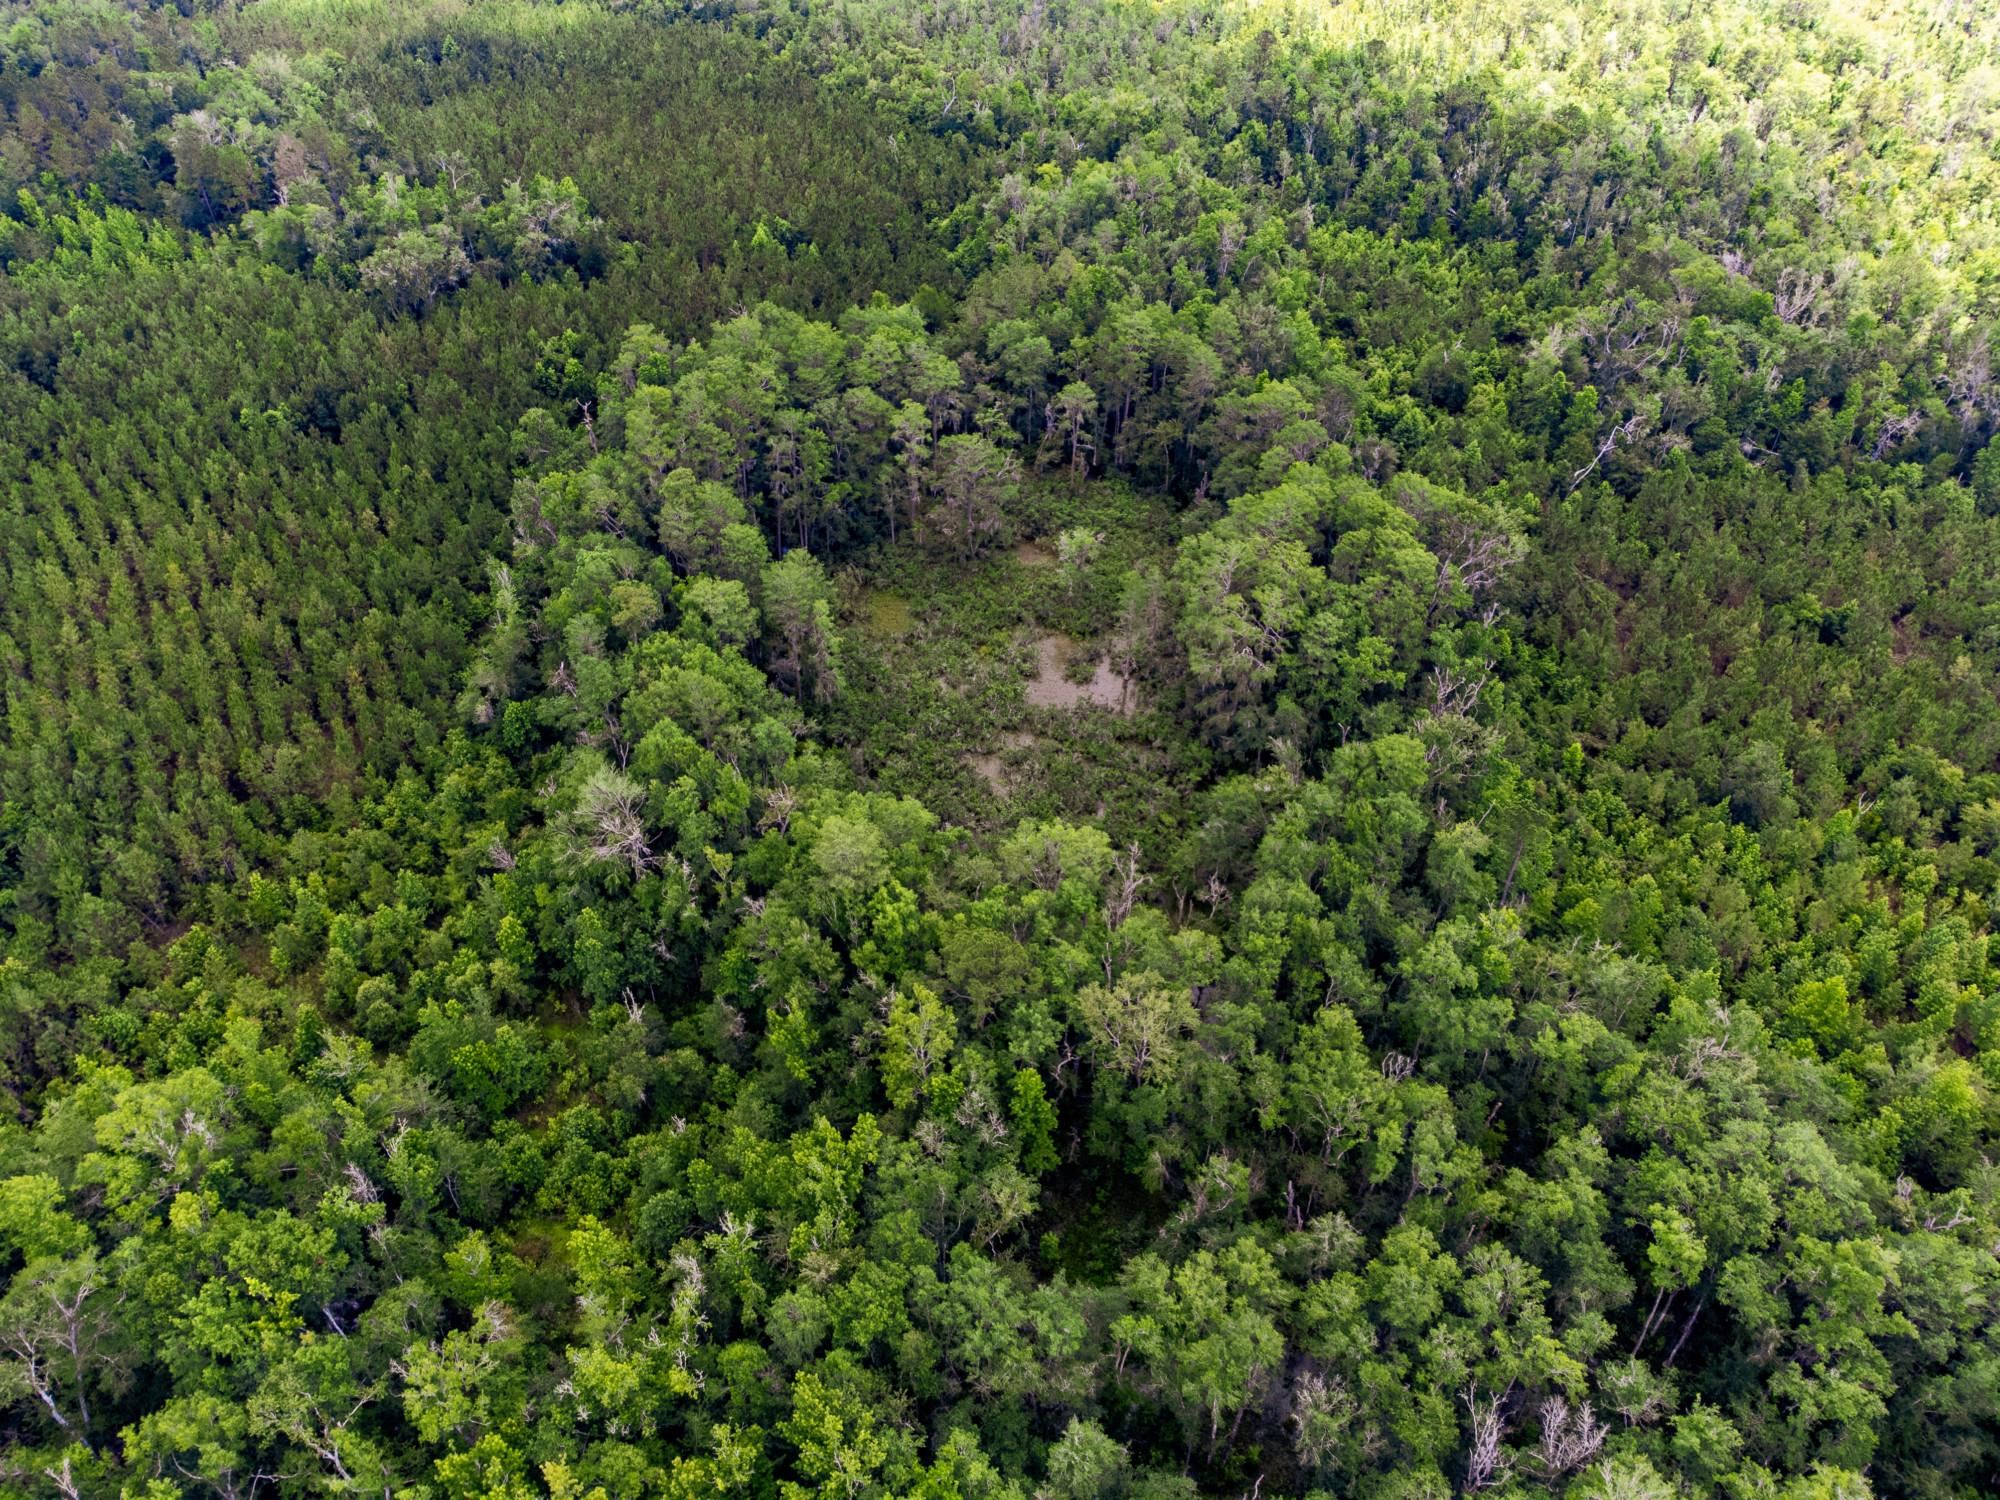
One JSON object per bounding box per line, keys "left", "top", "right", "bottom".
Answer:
{"left": 1575, "top": 297, "right": 1684, "bottom": 387}
{"left": 1426, "top": 518, "right": 1519, "bottom": 625}
{"left": 434, "top": 150, "right": 470, "bottom": 193}
{"left": 1290, "top": 1369, "right": 1352, "bottom": 1472}
{"left": 343, "top": 1163, "right": 381, "bottom": 1204}
{"left": 1872, "top": 409, "right": 1924, "bottom": 460}
{"left": 510, "top": 481, "right": 560, "bottom": 549}
{"left": 1536, "top": 1397, "right": 1607, "bottom": 1477}
{"left": 758, "top": 784, "right": 799, "bottom": 836}
{"left": 1428, "top": 661, "right": 1492, "bottom": 721}
{"left": 1568, "top": 409, "right": 1649, "bottom": 494}
{"left": 1106, "top": 843, "right": 1149, "bottom": 930}
{"left": 1464, "top": 1385, "right": 1509, "bottom": 1490}
{"left": 575, "top": 769, "right": 655, "bottom": 877}
{"left": 1417, "top": 661, "right": 1500, "bottom": 787}
{"left": 0, "top": 1257, "right": 111, "bottom": 1434}
{"left": 1773, "top": 266, "right": 1829, "bottom": 327}
{"left": 1942, "top": 330, "right": 2000, "bottom": 426}
{"left": 1204, "top": 871, "right": 1231, "bottom": 917}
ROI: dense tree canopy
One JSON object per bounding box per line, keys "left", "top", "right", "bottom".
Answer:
{"left": 1, "top": 0, "right": 1998, "bottom": 1496}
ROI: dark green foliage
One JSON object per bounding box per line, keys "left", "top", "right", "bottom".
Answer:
{"left": 0, "top": 1, "right": 1997, "bottom": 1497}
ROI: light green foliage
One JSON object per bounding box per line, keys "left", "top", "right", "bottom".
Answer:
{"left": 1076, "top": 971, "right": 1199, "bottom": 1087}
{"left": 778, "top": 1369, "right": 890, "bottom": 1500}
{"left": 881, "top": 985, "right": 957, "bottom": 1109}
{"left": 0, "top": 1177, "right": 88, "bottom": 1260}
{"left": 0, "top": 0, "right": 1997, "bottom": 1496}
{"left": 1113, "top": 1242, "right": 1292, "bottom": 1451}
{"left": 999, "top": 819, "right": 1115, "bottom": 893}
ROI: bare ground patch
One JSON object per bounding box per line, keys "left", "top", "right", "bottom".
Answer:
{"left": 1013, "top": 539, "right": 1058, "bottom": 568}
{"left": 1023, "top": 632, "right": 1135, "bottom": 713}
{"left": 963, "top": 730, "right": 1039, "bottom": 795}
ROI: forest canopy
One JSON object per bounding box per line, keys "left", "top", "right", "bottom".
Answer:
{"left": 1, "top": 0, "right": 1999, "bottom": 1496}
